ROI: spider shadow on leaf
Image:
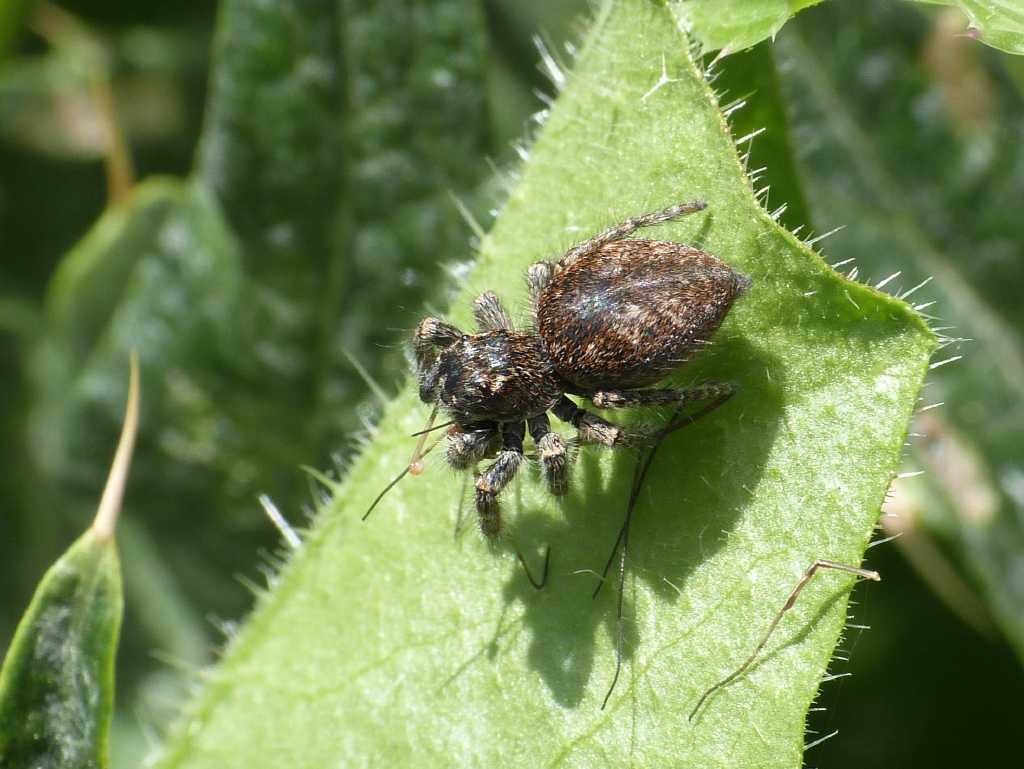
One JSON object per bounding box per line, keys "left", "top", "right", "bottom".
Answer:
{"left": 499, "top": 335, "right": 784, "bottom": 707}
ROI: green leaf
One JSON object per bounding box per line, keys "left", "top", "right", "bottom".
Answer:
{"left": 776, "top": 0, "right": 1024, "bottom": 658}
{"left": 679, "top": 0, "right": 825, "bottom": 53}
{"left": 680, "top": 0, "right": 1024, "bottom": 55}
{"left": 195, "top": 0, "right": 345, "bottom": 455}
{"left": 708, "top": 41, "right": 813, "bottom": 232}
{"left": 154, "top": 2, "right": 934, "bottom": 767}
{"left": 197, "top": 0, "right": 342, "bottom": 275}
{"left": 28, "top": 0, "right": 351, "bottom": 636}
{"left": 0, "top": 356, "right": 137, "bottom": 769}
{"left": 914, "top": 0, "right": 1024, "bottom": 55}
{"left": 0, "top": 531, "right": 121, "bottom": 769}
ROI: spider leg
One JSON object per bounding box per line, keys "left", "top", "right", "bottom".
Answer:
{"left": 453, "top": 473, "right": 470, "bottom": 539}
{"left": 593, "top": 389, "right": 738, "bottom": 597}
{"left": 689, "top": 560, "right": 880, "bottom": 721}
{"left": 414, "top": 317, "right": 461, "bottom": 367}
{"left": 527, "top": 261, "right": 557, "bottom": 314}
{"left": 561, "top": 199, "right": 707, "bottom": 268}
{"left": 473, "top": 290, "right": 514, "bottom": 332}
{"left": 552, "top": 383, "right": 738, "bottom": 447}
{"left": 475, "top": 421, "right": 526, "bottom": 538}
{"left": 596, "top": 401, "right": 693, "bottom": 710}
{"left": 551, "top": 396, "right": 624, "bottom": 447}
{"left": 527, "top": 412, "right": 568, "bottom": 496}
{"left": 414, "top": 317, "right": 462, "bottom": 402}
{"left": 475, "top": 421, "right": 550, "bottom": 590}
{"left": 445, "top": 421, "right": 499, "bottom": 470}
{"left": 591, "top": 382, "right": 737, "bottom": 410}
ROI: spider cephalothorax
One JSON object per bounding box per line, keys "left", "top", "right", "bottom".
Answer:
{"left": 413, "top": 200, "right": 750, "bottom": 543}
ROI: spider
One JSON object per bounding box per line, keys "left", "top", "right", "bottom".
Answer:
{"left": 365, "top": 199, "right": 881, "bottom": 714}
{"left": 409, "top": 199, "right": 749, "bottom": 560}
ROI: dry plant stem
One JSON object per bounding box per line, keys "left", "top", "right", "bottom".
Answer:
{"left": 92, "top": 351, "right": 140, "bottom": 540}
{"left": 32, "top": 1, "right": 135, "bottom": 205}
{"left": 688, "top": 559, "right": 881, "bottom": 721}
{"left": 91, "top": 74, "right": 135, "bottom": 206}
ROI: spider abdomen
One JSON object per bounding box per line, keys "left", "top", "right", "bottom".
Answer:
{"left": 536, "top": 239, "right": 749, "bottom": 391}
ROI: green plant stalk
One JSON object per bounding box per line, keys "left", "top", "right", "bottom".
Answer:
{"left": 154, "top": 1, "right": 935, "bottom": 767}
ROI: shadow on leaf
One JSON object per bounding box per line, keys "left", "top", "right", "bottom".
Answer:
{"left": 497, "top": 335, "right": 784, "bottom": 707}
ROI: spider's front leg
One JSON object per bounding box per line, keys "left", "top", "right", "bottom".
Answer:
{"left": 445, "top": 421, "right": 499, "bottom": 470}
{"left": 551, "top": 396, "right": 624, "bottom": 447}
{"left": 473, "top": 290, "right": 514, "bottom": 332}
{"left": 474, "top": 421, "right": 525, "bottom": 538}
{"left": 414, "top": 317, "right": 462, "bottom": 402}
{"left": 474, "top": 420, "right": 551, "bottom": 590}
{"left": 527, "top": 413, "right": 568, "bottom": 496}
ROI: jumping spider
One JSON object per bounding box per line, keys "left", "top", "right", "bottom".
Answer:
{"left": 412, "top": 199, "right": 749, "bottom": 556}
{"left": 366, "top": 198, "right": 881, "bottom": 715}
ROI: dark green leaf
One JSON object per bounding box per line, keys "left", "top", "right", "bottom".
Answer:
{"left": 0, "top": 531, "right": 122, "bottom": 769}
{"left": 19, "top": 4, "right": 495, "bottom": 761}
{"left": 335, "top": 0, "right": 493, "bottom": 397}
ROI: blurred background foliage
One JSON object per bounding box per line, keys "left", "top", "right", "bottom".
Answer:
{"left": 1, "top": 1, "right": 1022, "bottom": 767}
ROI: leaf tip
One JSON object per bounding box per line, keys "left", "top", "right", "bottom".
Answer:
{"left": 92, "top": 350, "right": 140, "bottom": 541}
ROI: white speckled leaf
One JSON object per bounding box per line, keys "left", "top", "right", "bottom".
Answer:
{"left": 154, "top": 1, "right": 935, "bottom": 767}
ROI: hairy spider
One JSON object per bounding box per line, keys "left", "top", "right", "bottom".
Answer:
{"left": 411, "top": 199, "right": 750, "bottom": 553}
{"left": 365, "top": 198, "right": 883, "bottom": 715}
